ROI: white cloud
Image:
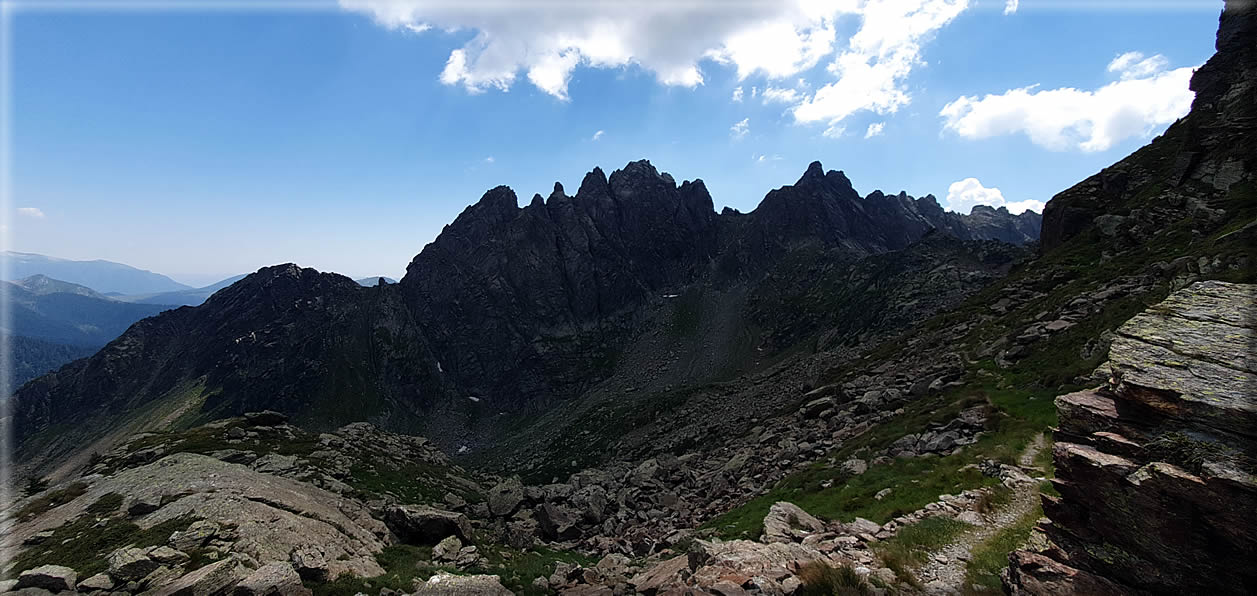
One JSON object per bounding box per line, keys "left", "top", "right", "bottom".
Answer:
{"left": 761, "top": 86, "right": 802, "bottom": 104}
{"left": 339, "top": 0, "right": 970, "bottom": 128}
{"left": 792, "top": 0, "right": 969, "bottom": 127}
{"left": 940, "top": 52, "right": 1195, "bottom": 152}
{"left": 403, "top": 23, "right": 431, "bottom": 34}
{"left": 591, "top": 129, "right": 605, "bottom": 141}
{"left": 754, "top": 153, "right": 783, "bottom": 163}
{"left": 1107, "top": 51, "right": 1169, "bottom": 80}
{"left": 822, "top": 124, "right": 846, "bottom": 139}
{"left": 864, "top": 122, "right": 885, "bottom": 138}
{"left": 17, "top": 207, "right": 45, "bottom": 219}
{"left": 1003, "top": 0, "right": 1019, "bottom": 15}
{"left": 731, "top": 118, "right": 750, "bottom": 139}
{"left": 731, "top": 86, "right": 744, "bottom": 102}
{"left": 484, "top": 156, "right": 495, "bottom": 163}
{"left": 944, "top": 178, "right": 1044, "bottom": 214}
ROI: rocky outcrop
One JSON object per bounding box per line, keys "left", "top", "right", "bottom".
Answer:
{"left": 1, "top": 452, "right": 391, "bottom": 580}
{"left": 1040, "top": 0, "right": 1255, "bottom": 252}
{"left": 1003, "top": 281, "right": 1257, "bottom": 595}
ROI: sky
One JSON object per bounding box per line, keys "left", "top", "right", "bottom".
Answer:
{"left": 4, "top": 0, "right": 1221, "bottom": 285}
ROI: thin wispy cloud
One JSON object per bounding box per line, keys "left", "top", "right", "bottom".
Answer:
{"left": 731, "top": 118, "right": 750, "bottom": 139}
{"left": 731, "top": 86, "right": 744, "bottom": 102}
{"left": 865, "top": 122, "right": 886, "bottom": 138}
{"left": 484, "top": 156, "right": 495, "bottom": 163}
{"left": 591, "top": 130, "right": 605, "bottom": 141}
{"left": 17, "top": 207, "right": 45, "bottom": 219}
{"left": 1004, "top": 0, "right": 1019, "bottom": 15}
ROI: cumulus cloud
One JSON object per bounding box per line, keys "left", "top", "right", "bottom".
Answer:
{"left": 17, "top": 207, "right": 45, "bottom": 219}
{"left": 792, "top": 0, "right": 969, "bottom": 128}
{"left": 731, "top": 86, "right": 744, "bottom": 102}
{"left": 340, "top": 0, "right": 969, "bottom": 128}
{"left": 944, "top": 178, "right": 1044, "bottom": 214}
{"left": 1003, "top": 0, "right": 1019, "bottom": 15}
{"left": 591, "top": 130, "right": 605, "bottom": 141}
{"left": 865, "top": 122, "right": 885, "bottom": 138}
{"left": 731, "top": 118, "right": 750, "bottom": 139}
{"left": 940, "top": 52, "right": 1195, "bottom": 152}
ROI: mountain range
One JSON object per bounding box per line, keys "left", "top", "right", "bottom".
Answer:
{"left": 2, "top": 252, "right": 191, "bottom": 295}
{"left": 12, "top": 161, "right": 1040, "bottom": 468}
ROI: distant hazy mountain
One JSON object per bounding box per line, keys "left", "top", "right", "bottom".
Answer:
{"left": 117, "top": 274, "right": 248, "bottom": 306}
{"left": 11, "top": 274, "right": 109, "bottom": 299}
{"left": 356, "top": 276, "right": 398, "bottom": 286}
{"left": 4, "top": 278, "right": 175, "bottom": 346}
{"left": 5, "top": 275, "right": 177, "bottom": 387}
{"left": 3, "top": 251, "right": 191, "bottom": 295}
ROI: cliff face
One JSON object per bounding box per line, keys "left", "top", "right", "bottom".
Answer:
{"left": 1004, "top": 281, "right": 1257, "bottom": 595}
{"left": 1040, "top": 0, "right": 1256, "bottom": 253}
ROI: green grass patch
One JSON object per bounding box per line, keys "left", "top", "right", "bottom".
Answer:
{"left": 964, "top": 504, "right": 1042, "bottom": 591}
{"left": 85, "top": 492, "right": 124, "bottom": 516}
{"left": 15, "top": 482, "right": 88, "bottom": 522}
{"left": 308, "top": 541, "right": 594, "bottom": 596}
{"left": 798, "top": 561, "right": 874, "bottom": 595}
{"left": 704, "top": 370, "right": 1058, "bottom": 539}
{"left": 6, "top": 512, "right": 195, "bottom": 578}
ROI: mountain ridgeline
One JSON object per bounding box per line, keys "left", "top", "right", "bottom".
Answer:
{"left": 13, "top": 162, "right": 1039, "bottom": 467}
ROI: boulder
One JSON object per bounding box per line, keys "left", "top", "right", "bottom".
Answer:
{"left": 16, "top": 565, "right": 77, "bottom": 592}
{"left": 243, "top": 411, "right": 288, "bottom": 427}
{"left": 432, "top": 536, "right": 462, "bottom": 562}
{"left": 148, "top": 559, "right": 246, "bottom": 596}
{"left": 761, "top": 502, "right": 824, "bottom": 544}
{"left": 384, "top": 504, "right": 473, "bottom": 545}
{"left": 78, "top": 573, "right": 115, "bottom": 592}
{"left": 629, "top": 555, "right": 689, "bottom": 595}
{"left": 411, "top": 573, "right": 513, "bottom": 595}
{"left": 232, "top": 562, "right": 311, "bottom": 596}
{"left": 149, "top": 546, "right": 191, "bottom": 566}
{"left": 109, "top": 547, "right": 160, "bottom": 582}
{"left": 170, "top": 520, "right": 220, "bottom": 551}
{"left": 288, "top": 547, "right": 329, "bottom": 582}
{"left": 487, "top": 477, "right": 525, "bottom": 517}
{"left": 536, "top": 502, "right": 581, "bottom": 540}
{"left": 1002, "top": 551, "right": 1135, "bottom": 595}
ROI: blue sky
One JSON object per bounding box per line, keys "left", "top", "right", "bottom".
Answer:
{"left": 6, "top": 0, "right": 1220, "bottom": 285}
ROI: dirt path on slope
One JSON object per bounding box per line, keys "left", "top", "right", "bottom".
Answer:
{"left": 914, "top": 433, "right": 1048, "bottom": 594}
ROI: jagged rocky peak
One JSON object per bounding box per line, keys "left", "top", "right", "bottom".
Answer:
{"left": 206, "top": 263, "right": 359, "bottom": 308}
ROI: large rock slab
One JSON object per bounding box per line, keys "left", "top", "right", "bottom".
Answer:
{"left": 384, "top": 505, "right": 473, "bottom": 545}
{"left": 411, "top": 573, "right": 513, "bottom": 595}
{"left": 761, "top": 502, "right": 824, "bottom": 544}
{"left": 1, "top": 453, "right": 388, "bottom": 579}
{"left": 1107, "top": 280, "right": 1257, "bottom": 438}
{"left": 15, "top": 565, "right": 77, "bottom": 592}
